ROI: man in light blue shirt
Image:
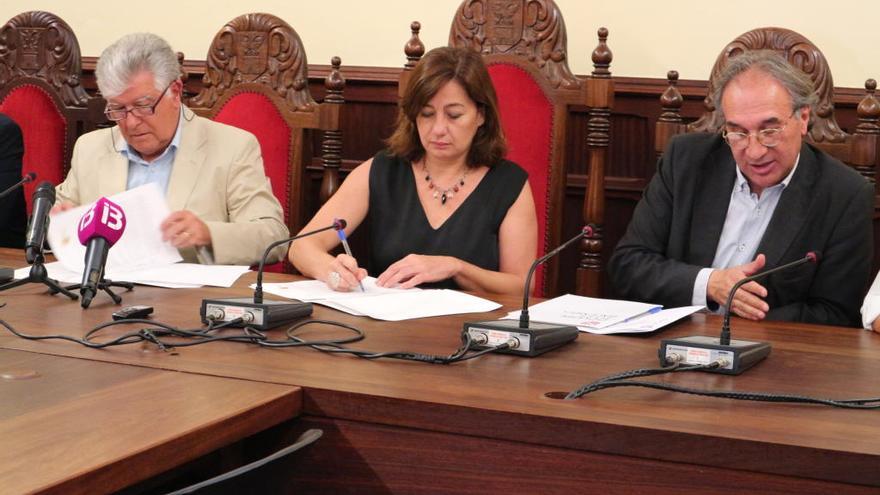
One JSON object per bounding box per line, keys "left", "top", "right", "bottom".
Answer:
{"left": 610, "top": 51, "right": 873, "bottom": 327}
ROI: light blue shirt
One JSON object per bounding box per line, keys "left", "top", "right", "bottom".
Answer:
{"left": 692, "top": 155, "right": 800, "bottom": 308}
{"left": 121, "top": 108, "right": 184, "bottom": 195}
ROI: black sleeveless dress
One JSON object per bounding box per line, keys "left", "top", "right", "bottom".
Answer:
{"left": 368, "top": 151, "right": 528, "bottom": 289}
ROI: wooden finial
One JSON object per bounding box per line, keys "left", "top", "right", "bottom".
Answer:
{"left": 856, "top": 78, "right": 880, "bottom": 135}
{"left": 591, "top": 27, "right": 612, "bottom": 78}
{"left": 404, "top": 21, "right": 425, "bottom": 70}
{"left": 659, "top": 70, "right": 683, "bottom": 123}
{"left": 324, "top": 56, "right": 345, "bottom": 104}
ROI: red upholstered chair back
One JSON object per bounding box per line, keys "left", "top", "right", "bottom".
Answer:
{"left": 0, "top": 85, "right": 66, "bottom": 210}
{"left": 0, "top": 11, "right": 90, "bottom": 212}
{"left": 397, "top": 0, "right": 615, "bottom": 297}
{"left": 486, "top": 64, "right": 555, "bottom": 294}
{"left": 213, "top": 91, "right": 295, "bottom": 228}
{"left": 188, "top": 12, "right": 345, "bottom": 272}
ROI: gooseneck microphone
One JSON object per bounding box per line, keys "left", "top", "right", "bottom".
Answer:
{"left": 76, "top": 198, "right": 128, "bottom": 308}
{"left": 24, "top": 181, "right": 55, "bottom": 264}
{"left": 461, "top": 225, "right": 596, "bottom": 357}
{"left": 200, "top": 219, "right": 348, "bottom": 330}
{"left": 519, "top": 225, "right": 595, "bottom": 329}
{"left": 0, "top": 172, "right": 36, "bottom": 200}
{"left": 720, "top": 251, "right": 819, "bottom": 345}
{"left": 254, "top": 219, "right": 347, "bottom": 304}
{"left": 659, "top": 251, "right": 821, "bottom": 374}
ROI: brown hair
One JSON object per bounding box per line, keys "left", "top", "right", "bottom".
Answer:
{"left": 386, "top": 46, "right": 506, "bottom": 167}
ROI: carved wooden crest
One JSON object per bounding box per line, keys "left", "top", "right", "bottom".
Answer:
{"left": 449, "top": 0, "right": 580, "bottom": 90}
{"left": 0, "top": 11, "right": 88, "bottom": 107}
{"left": 691, "top": 27, "right": 845, "bottom": 143}
{"left": 189, "top": 13, "right": 315, "bottom": 111}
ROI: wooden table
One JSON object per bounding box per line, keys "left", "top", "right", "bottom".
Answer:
{"left": 0, "top": 348, "right": 300, "bottom": 495}
{"left": 1, "top": 249, "right": 878, "bottom": 494}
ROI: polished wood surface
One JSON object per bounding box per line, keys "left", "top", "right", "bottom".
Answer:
{"left": 0, "top": 347, "right": 301, "bottom": 495}
{"left": 0, "top": 249, "right": 878, "bottom": 492}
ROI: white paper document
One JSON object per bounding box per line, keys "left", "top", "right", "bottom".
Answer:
{"left": 47, "top": 183, "right": 182, "bottom": 273}
{"left": 13, "top": 184, "right": 250, "bottom": 288}
{"left": 13, "top": 261, "right": 250, "bottom": 288}
{"left": 506, "top": 294, "right": 662, "bottom": 330}
{"left": 256, "top": 277, "right": 501, "bottom": 321}
{"left": 502, "top": 294, "right": 701, "bottom": 334}
{"left": 581, "top": 306, "right": 704, "bottom": 334}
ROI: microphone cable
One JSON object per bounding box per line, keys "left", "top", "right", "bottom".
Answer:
{"left": 0, "top": 306, "right": 512, "bottom": 365}
{"left": 565, "top": 362, "right": 880, "bottom": 409}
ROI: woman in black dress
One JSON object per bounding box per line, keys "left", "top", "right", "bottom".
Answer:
{"left": 289, "top": 47, "right": 537, "bottom": 295}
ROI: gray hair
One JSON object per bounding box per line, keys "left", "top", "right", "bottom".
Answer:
{"left": 712, "top": 50, "right": 818, "bottom": 123}
{"left": 96, "top": 33, "right": 181, "bottom": 98}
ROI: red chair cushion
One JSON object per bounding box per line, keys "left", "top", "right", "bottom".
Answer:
{"left": 0, "top": 84, "right": 67, "bottom": 213}
{"left": 488, "top": 64, "right": 554, "bottom": 295}
{"left": 213, "top": 92, "right": 292, "bottom": 273}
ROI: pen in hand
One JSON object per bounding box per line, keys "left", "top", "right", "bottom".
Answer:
{"left": 335, "top": 218, "right": 365, "bottom": 292}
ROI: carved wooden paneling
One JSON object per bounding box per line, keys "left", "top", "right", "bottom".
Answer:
{"left": 189, "top": 12, "right": 316, "bottom": 112}
{"left": 690, "top": 27, "right": 844, "bottom": 143}
{"left": 449, "top": 0, "right": 581, "bottom": 90}
{"left": 0, "top": 11, "right": 88, "bottom": 108}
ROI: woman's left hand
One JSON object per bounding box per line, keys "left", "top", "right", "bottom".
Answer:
{"left": 376, "top": 254, "right": 461, "bottom": 289}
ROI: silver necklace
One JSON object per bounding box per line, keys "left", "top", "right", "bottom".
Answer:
{"left": 422, "top": 162, "right": 467, "bottom": 205}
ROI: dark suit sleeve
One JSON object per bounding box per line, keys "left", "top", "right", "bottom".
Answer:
{"left": 767, "top": 179, "right": 874, "bottom": 326}
{"left": 609, "top": 138, "right": 705, "bottom": 307}
{"left": 0, "top": 114, "right": 26, "bottom": 248}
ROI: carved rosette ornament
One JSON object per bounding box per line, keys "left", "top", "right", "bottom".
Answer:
{"left": 190, "top": 13, "right": 316, "bottom": 111}
{"left": 0, "top": 11, "right": 88, "bottom": 107}
{"left": 449, "top": 0, "right": 580, "bottom": 90}
{"left": 691, "top": 27, "right": 845, "bottom": 143}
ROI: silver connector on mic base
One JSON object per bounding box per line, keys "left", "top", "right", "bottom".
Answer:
{"left": 658, "top": 335, "right": 771, "bottom": 375}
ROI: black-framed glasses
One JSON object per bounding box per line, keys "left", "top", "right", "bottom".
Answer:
{"left": 104, "top": 82, "right": 172, "bottom": 122}
{"left": 722, "top": 111, "right": 798, "bottom": 150}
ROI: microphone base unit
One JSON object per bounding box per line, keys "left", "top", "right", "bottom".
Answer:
{"left": 658, "top": 335, "right": 771, "bottom": 375}
{"left": 462, "top": 319, "right": 579, "bottom": 357}
{"left": 200, "top": 297, "right": 313, "bottom": 331}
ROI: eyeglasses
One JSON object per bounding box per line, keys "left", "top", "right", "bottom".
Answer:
{"left": 722, "top": 112, "right": 798, "bottom": 150}
{"left": 104, "top": 83, "right": 172, "bottom": 122}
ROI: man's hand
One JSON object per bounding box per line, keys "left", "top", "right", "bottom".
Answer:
{"left": 161, "top": 210, "right": 211, "bottom": 249}
{"left": 708, "top": 254, "right": 769, "bottom": 320}
{"left": 376, "top": 254, "right": 461, "bottom": 289}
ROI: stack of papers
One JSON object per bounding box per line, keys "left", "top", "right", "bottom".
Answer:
{"left": 13, "top": 262, "right": 250, "bottom": 289}
{"left": 255, "top": 277, "right": 501, "bottom": 321}
{"left": 13, "top": 184, "right": 251, "bottom": 288}
{"left": 503, "top": 294, "right": 703, "bottom": 334}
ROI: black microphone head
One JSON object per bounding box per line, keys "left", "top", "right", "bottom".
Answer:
{"left": 33, "top": 181, "right": 55, "bottom": 203}
{"left": 806, "top": 251, "right": 820, "bottom": 264}
{"left": 334, "top": 218, "right": 347, "bottom": 231}
{"left": 23, "top": 172, "right": 36, "bottom": 182}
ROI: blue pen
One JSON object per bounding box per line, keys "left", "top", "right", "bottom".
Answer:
{"left": 335, "top": 219, "right": 365, "bottom": 292}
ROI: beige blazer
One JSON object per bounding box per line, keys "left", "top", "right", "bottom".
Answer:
{"left": 57, "top": 108, "right": 289, "bottom": 265}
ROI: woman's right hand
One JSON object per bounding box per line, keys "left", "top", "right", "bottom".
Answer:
{"left": 325, "top": 253, "right": 367, "bottom": 292}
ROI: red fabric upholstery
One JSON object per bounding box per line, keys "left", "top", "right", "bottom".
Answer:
{"left": 214, "top": 92, "right": 292, "bottom": 223}
{"left": 214, "top": 92, "right": 292, "bottom": 273}
{"left": 488, "top": 64, "right": 554, "bottom": 295}
{"left": 0, "top": 85, "right": 67, "bottom": 213}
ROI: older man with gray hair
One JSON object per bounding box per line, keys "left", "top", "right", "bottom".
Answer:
{"left": 610, "top": 50, "right": 873, "bottom": 327}
{"left": 56, "top": 33, "right": 288, "bottom": 265}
